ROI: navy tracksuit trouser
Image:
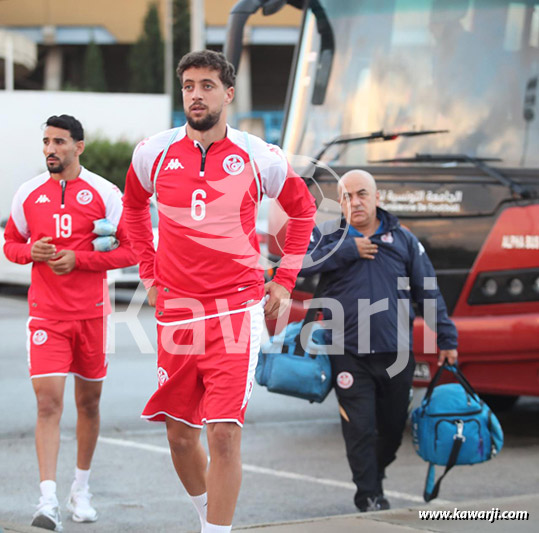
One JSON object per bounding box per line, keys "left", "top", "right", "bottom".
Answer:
{"left": 330, "top": 351, "right": 415, "bottom": 509}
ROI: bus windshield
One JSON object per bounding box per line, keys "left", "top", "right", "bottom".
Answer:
{"left": 282, "top": 0, "right": 539, "bottom": 169}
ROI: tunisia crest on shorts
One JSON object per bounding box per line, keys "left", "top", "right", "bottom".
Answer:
{"left": 157, "top": 367, "right": 169, "bottom": 386}
{"left": 32, "top": 330, "right": 48, "bottom": 345}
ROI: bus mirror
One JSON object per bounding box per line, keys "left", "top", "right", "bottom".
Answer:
{"left": 523, "top": 76, "right": 537, "bottom": 122}
{"left": 224, "top": 0, "right": 290, "bottom": 70}
{"left": 312, "top": 48, "right": 333, "bottom": 105}
{"left": 261, "top": 0, "right": 287, "bottom": 16}
{"left": 310, "top": 0, "right": 334, "bottom": 105}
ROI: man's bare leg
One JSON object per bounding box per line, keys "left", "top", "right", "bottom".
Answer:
{"left": 74, "top": 377, "right": 103, "bottom": 470}
{"left": 32, "top": 376, "right": 66, "bottom": 481}
{"left": 205, "top": 422, "right": 242, "bottom": 526}
{"left": 166, "top": 418, "right": 207, "bottom": 494}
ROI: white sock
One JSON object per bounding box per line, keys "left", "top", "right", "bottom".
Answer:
{"left": 190, "top": 492, "right": 208, "bottom": 529}
{"left": 40, "top": 480, "right": 57, "bottom": 503}
{"left": 203, "top": 522, "right": 232, "bottom": 533}
{"left": 73, "top": 467, "right": 91, "bottom": 489}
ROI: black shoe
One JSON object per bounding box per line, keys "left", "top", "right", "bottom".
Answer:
{"left": 376, "top": 495, "right": 391, "bottom": 510}
{"left": 356, "top": 495, "right": 391, "bottom": 512}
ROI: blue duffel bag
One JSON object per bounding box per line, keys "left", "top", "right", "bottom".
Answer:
{"left": 411, "top": 364, "right": 504, "bottom": 501}
{"left": 256, "top": 320, "right": 332, "bottom": 403}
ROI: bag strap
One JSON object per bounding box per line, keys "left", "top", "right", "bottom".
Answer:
{"left": 424, "top": 363, "right": 479, "bottom": 405}
{"left": 424, "top": 423, "right": 465, "bottom": 502}
{"left": 153, "top": 128, "right": 181, "bottom": 185}
{"left": 243, "top": 131, "right": 262, "bottom": 207}
{"left": 293, "top": 275, "right": 329, "bottom": 356}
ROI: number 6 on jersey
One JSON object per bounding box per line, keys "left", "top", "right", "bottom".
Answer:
{"left": 191, "top": 189, "right": 207, "bottom": 221}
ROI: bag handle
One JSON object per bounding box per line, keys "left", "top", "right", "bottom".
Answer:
{"left": 293, "top": 275, "right": 329, "bottom": 356}
{"left": 423, "top": 362, "right": 479, "bottom": 405}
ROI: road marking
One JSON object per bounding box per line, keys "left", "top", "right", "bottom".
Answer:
{"left": 99, "top": 436, "right": 169, "bottom": 454}
{"left": 98, "top": 436, "right": 449, "bottom": 505}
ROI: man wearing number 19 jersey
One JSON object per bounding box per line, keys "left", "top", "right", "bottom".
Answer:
{"left": 3, "top": 115, "right": 136, "bottom": 531}
{"left": 123, "top": 50, "right": 316, "bottom": 533}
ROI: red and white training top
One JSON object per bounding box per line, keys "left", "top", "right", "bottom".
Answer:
{"left": 3, "top": 167, "right": 136, "bottom": 320}
{"left": 123, "top": 125, "right": 316, "bottom": 323}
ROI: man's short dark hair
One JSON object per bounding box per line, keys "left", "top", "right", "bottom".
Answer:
{"left": 45, "top": 115, "right": 84, "bottom": 141}
{"left": 176, "top": 50, "right": 236, "bottom": 88}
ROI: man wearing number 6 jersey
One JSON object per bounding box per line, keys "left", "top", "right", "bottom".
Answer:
{"left": 3, "top": 114, "right": 136, "bottom": 531}
{"left": 123, "top": 50, "right": 316, "bottom": 533}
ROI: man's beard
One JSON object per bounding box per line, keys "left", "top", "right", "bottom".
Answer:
{"left": 187, "top": 109, "right": 221, "bottom": 131}
{"left": 47, "top": 159, "right": 65, "bottom": 173}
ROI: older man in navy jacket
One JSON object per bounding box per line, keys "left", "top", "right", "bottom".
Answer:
{"left": 300, "top": 170, "right": 458, "bottom": 512}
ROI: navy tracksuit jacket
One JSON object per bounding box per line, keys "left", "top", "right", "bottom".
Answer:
{"left": 299, "top": 207, "right": 458, "bottom": 355}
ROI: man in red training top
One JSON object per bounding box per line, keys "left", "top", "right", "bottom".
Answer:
{"left": 123, "top": 50, "right": 316, "bottom": 532}
{"left": 3, "top": 114, "right": 136, "bottom": 531}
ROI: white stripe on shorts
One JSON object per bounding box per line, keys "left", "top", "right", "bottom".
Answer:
{"left": 26, "top": 316, "right": 45, "bottom": 371}
{"left": 156, "top": 301, "right": 262, "bottom": 326}
{"left": 240, "top": 301, "right": 264, "bottom": 410}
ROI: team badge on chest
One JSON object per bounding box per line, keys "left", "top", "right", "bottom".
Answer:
{"left": 77, "top": 189, "right": 93, "bottom": 205}
{"left": 381, "top": 232, "right": 394, "bottom": 244}
{"left": 223, "top": 154, "right": 245, "bottom": 175}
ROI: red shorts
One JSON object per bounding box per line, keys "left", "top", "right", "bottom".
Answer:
{"left": 142, "top": 303, "right": 264, "bottom": 427}
{"left": 27, "top": 316, "right": 109, "bottom": 380}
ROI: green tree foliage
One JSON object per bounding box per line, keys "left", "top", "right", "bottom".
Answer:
{"left": 80, "top": 139, "right": 135, "bottom": 191}
{"left": 173, "top": 0, "right": 191, "bottom": 106}
{"left": 83, "top": 40, "right": 107, "bottom": 92}
{"left": 130, "top": 3, "right": 164, "bottom": 93}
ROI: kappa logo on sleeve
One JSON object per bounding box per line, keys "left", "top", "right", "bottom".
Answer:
{"left": 266, "top": 144, "right": 284, "bottom": 158}
{"left": 32, "top": 330, "right": 48, "bottom": 345}
{"left": 35, "top": 194, "right": 51, "bottom": 204}
{"left": 165, "top": 158, "right": 184, "bottom": 171}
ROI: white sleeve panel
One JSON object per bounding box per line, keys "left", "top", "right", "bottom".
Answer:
{"left": 228, "top": 128, "right": 288, "bottom": 199}
{"left": 11, "top": 172, "right": 50, "bottom": 240}
{"left": 132, "top": 126, "right": 186, "bottom": 194}
{"left": 79, "top": 168, "right": 124, "bottom": 226}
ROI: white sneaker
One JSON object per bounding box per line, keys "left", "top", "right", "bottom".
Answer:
{"left": 32, "top": 497, "right": 63, "bottom": 531}
{"left": 66, "top": 483, "right": 98, "bottom": 522}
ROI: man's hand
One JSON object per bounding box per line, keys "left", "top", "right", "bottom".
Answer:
{"left": 438, "top": 349, "right": 458, "bottom": 366}
{"left": 264, "top": 281, "right": 291, "bottom": 320}
{"left": 31, "top": 237, "right": 57, "bottom": 262}
{"left": 147, "top": 286, "right": 157, "bottom": 307}
{"left": 47, "top": 250, "right": 76, "bottom": 275}
{"left": 355, "top": 237, "right": 378, "bottom": 260}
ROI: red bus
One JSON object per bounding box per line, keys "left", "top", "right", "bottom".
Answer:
{"left": 226, "top": 0, "right": 539, "bottom": 408}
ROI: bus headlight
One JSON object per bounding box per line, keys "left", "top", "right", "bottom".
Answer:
{"left": 481, "top": 278, "right": 498, "bottom": 297}
{"left": 507, "top": 278, "right": 524, "bottom": 296}
{"left": 468, "top": 268, "right": 539, "bottom": 305}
